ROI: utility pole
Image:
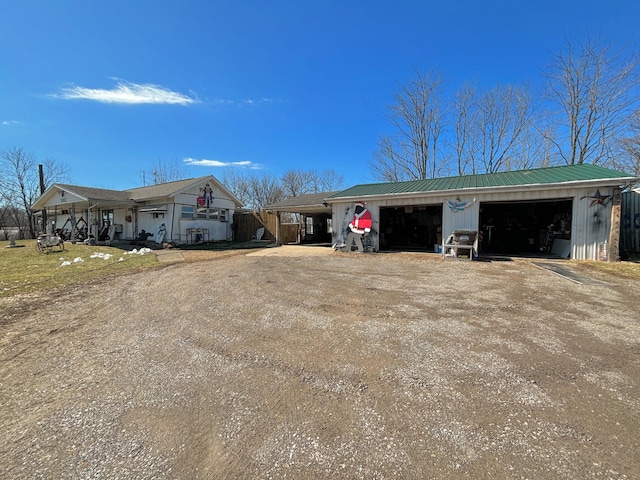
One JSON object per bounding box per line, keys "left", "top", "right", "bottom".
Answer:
{"left": 38, "top": 164, "right": 48, "bottom": 233}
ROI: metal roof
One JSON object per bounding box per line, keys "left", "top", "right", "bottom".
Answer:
{"left": 32, "top": 175, "right": 244, "bottom": 210}
{"left": 54, "top": 184, "right": 133, "bottom": 202}
{"left": 126, "top": 176, "right": 212, "bottom": 200}
{"left": 329, "top": 164, "right": 639, "bottom": 200}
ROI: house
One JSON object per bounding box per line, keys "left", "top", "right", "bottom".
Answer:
{"left": 31, "top": 176, "right": 243, "bottom": 245}
{"left": 268, "top": 164, "right": 639, "bottom": 261}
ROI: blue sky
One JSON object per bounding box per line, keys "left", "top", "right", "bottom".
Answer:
{"left": 1, "top": 0, "right": 639, "bottom": 190}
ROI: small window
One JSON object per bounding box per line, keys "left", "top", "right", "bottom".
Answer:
{"left": 197, "top": 207, "right": 218, "bottom": 220}
{"left": 219, "top": 209, "right": 227, "bottom": 222}
{"left": 306, "top": 216, "right": 314, "bottom": 235}
{"left": 181, "top": 206, "right": 194, "bottom": 219}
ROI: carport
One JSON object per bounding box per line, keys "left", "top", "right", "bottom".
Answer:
{"left": 265, "top": 191, "right": 337, "bottom": 246}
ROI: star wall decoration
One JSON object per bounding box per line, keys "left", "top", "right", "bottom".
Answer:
{"left": 581, "top": 189, "right": 611, "bottom": 207}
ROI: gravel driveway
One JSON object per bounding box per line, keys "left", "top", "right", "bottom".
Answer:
{"left": 1, "top": 248, "right": 639, "bottom": 479}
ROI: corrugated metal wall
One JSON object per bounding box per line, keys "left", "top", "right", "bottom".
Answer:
{"left": 571, "top": 187, "right": 612, "bottom": 261}
{"left": 621, "top": 190, "right": 640, "bottom": 254}
{"left": 330, "top": 185, "right": 622, "bottom": 259}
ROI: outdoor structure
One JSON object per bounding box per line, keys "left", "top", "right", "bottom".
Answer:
{"left": 322, "top": 164, "right": 638, "bottom": 261}
{"left": 265, "top": 191, "right": 337, "bottom": 245}
{"left": 621, "top": 188, "right": 640, "bottom": 256}
{"left": 31, "top": 176, "right": 243, "bottom": 245}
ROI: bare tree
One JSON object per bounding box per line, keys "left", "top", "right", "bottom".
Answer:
{"left": 221, "top": 170, "right": 284, "bottom": 211}
{"left": 544, "top": 35, "right": 640, "bottom": 165}
{"left": 141, "top": 158, "right": 189, "bottom": 185}
{"left": 370, "top": 69, "right": 446, "bottom": 181}
{"left": 281, "top": 168, "right": 344, "bottom": 197}
{"left": 1, "top": 147, "right": 70, "bottom": 238}
{"left": 471, "top": 84, "right": 536, "bottom": 173}
{"left": 452, "top": 82, "right": 476, "bottom": 175}
{"left": 450, "top": 83, "right": 537, "bottom": 174}
{"left": 613, "top": 109, "right": 640, "bottom": 176}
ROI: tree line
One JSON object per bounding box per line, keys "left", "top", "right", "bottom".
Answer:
{"left": 371, "top": 35, "right": 640, "bottom": 181}
{"left": 0, "top": 147, "right": 70, "bottom": 239}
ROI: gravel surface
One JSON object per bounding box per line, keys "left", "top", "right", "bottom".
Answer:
{"left": 1, "top": 248, "right": 639, "bottom": 479}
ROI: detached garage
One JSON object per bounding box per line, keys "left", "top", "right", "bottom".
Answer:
{"left": 326, "top": 164, "right": 639, "bottom": 261}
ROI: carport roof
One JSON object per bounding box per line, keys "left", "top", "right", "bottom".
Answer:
{"left": 265, "top": 191, "right": 337, "bottom": 213}
{"left": 329, "top": 164, "right": 639, "bottom": 200}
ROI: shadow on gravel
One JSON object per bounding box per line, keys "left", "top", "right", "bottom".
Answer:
{"left": 531, "top": 261, "right": 612, "bottom": 285}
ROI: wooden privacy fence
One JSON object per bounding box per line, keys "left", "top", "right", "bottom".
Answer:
{"left": 232, "top": 211, "right": 299, "bottom": 244}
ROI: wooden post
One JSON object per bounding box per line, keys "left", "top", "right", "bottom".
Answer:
{"left": 608, "top": 187, "right": 622, "bottom": 262}
{"left": 275, "top": 211, "right": 281, "bottom": 246}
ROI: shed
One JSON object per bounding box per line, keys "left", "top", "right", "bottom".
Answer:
{"left": 326, "top": 164, "right": 639, "bottom": 261}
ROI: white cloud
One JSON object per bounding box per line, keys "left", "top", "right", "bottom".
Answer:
{"left": 183, "top": 157, "right": 261, "bottom": 169}
{"left": 2, "top": 120, "right": 18, "bottom": 125}
{"left": 242, "top": 98, "right": 273, "bottom": 105}
{"left": 55, "top": 80, "right": 198, "bottom": 105}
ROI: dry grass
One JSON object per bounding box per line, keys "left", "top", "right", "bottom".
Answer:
{"left": 574, "top": 257, "right": 640, "bottom": 280}
{"left": 0, "top": 239, "right": 159, "bottom": 298}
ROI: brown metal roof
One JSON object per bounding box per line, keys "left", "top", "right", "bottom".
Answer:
{"left": 265, "top": 191, "right": 337, "bottom": 212}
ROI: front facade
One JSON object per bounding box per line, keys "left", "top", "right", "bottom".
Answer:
{"left": 326, "top": 164, "right": 639, "bottom": 261}
{"left": 31, "top": 176, "right": 243, "bottom": 245}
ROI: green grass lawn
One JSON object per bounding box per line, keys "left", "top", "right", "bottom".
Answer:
{"left": 0, "top": 239, "right": 160, "bottom": 298}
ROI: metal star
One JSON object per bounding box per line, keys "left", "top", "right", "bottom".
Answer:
{"left": 581, "top": 189, "right": 611, "bottom": 207}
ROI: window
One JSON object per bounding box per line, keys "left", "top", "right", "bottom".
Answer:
{"left": 194, "top": 207, "right": 227, "bottom": 221}
{"left": 306, "top": 216, "right": 314, "bottom": 235}
{"left": 181, "top": 206, "right": 194, "bottom": 219}
{"left": 101, "top": 209, "right": 114, "bottom": 226}
{"left": 197, "top": 207, "right": 218, "bottom": 220}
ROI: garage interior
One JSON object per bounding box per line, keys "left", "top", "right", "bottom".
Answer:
{"left": 479, "top": 199, "right": 573, "bottom": 256}
{"left": 379, "top": 205, "right": 442, "bottom": 251}
{"left": 301, "top": 213, "right": 333, "bottom": 244}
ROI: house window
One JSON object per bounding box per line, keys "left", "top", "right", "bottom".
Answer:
{"left": 197, "top": 207, "right": 218, "bottom": 220}
{"left": 181, "top": 206, "right": 194, "bottom": 219}
{"left": 101, "top": 209, "right": 114, "bottom": 226}
{"left": 195, "top": 207, "right": 227, "bottom": 220}
{"left": 306, "top": 216, "right": 314, "bottom": 235}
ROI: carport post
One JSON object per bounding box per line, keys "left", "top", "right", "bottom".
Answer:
{"left": 608, "top": 188, "right": 622, "bottom": 262}
{"left": 275, "top": 211, "right": 282, "bottom": 246}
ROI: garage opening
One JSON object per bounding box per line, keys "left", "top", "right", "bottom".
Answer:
{"left": 479, "top": 199, "right": 573, "bottom": 255}
{"left": 301, "top": 213, "right": 333, "bottom": 244}
{"left": 379, "top": 205, "right": 442, "bottom": 251}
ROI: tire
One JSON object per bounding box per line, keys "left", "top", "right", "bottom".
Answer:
{"left": 35, "top": 241, "right": 45, "bottom": 254}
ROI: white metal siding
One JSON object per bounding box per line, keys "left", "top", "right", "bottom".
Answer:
{"left": 330, "top": 185, "right": 620, "bottom": 260}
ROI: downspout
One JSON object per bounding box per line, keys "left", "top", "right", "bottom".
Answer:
{"left": 171, "top": 203, "right": 176, "bottom": 242}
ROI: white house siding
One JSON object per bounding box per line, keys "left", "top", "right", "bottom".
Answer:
{"left": 171, "top": 187, "right": 236, "bottom": 243}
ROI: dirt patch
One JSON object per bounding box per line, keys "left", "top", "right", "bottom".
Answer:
{"left": 1, "top": 251, "right": 639, "bottom": 479}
